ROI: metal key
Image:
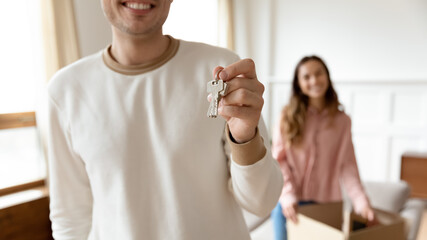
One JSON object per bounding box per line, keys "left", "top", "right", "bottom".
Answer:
{"left": 207, "top": 72, "right": 228, "bottom": 118}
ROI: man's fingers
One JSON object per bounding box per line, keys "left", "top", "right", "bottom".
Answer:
{"left": 218, "top": 105, "right": 260, "bottom": 120}
{"left": 212, "top": 66, "right": 224, "bottom": 79}
{"left": 218, "top": 58, "right": 257, "bottom": 81}
{"left": 224, "top": 77, "right": 265, "bottom": 95}
{"left": 220, "top": 89, "right": 264, "bottom": 109}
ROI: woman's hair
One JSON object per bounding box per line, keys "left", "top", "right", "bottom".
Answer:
{"left": 280, "top": 55, "right": 341, "bottom": 145}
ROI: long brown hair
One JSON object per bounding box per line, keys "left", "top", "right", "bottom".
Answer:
{"left": 281, "top": 56, "right": 341, "bottom": 145}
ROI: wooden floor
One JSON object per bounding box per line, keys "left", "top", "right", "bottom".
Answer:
{"left": 418, "top": 209, "right": 427, "bottom": 240}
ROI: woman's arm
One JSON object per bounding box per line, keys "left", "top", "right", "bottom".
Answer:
{"left": 271, "top": 123, "right": 298, "bottom": 210}
{"left": 338, "top": 116, "right": 375, "bottom": 221}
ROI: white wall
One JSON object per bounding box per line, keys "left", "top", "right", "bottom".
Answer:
{"left": 235, "top": 0, "right": 427, "bottom": 81}
{"left": 275, "top": 0, "right": 427, "bottom": 80}
{"left": 73, "top": 0, "right": 112, "bottom": 57}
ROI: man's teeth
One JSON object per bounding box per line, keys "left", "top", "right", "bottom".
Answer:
{"left": 125, "top": 2, "right": 151, "bottom": 10}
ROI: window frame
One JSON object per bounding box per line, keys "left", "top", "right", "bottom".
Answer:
{"left": 0, "top": 112, "right": 46, "bottom": 195}
{"left": 0, "top": 112, "right": 36, "bottom": 130}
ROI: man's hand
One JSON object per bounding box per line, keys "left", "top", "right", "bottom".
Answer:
{"left": 211, "top": 58, "right": 264, "bottom": 143}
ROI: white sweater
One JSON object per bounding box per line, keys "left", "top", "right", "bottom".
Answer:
{"left": 47, "top": 37, "right": 283, "bottom": 240}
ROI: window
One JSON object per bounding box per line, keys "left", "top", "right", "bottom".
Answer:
{"left": 163, "top": 0, "right": 219, "bottom": 46}
{"left": 0, "top": 1, "right": 46, "bottom": 191}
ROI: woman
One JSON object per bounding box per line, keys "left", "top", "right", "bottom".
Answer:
{"left": 271, "top": 56, "right": 376, "bottom": 240}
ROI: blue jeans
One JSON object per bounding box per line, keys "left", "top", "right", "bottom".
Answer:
{"left": 271, "top": 201, "right": 315, "bottom": 240}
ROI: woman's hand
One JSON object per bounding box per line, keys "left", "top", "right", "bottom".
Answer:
{"left": 282, "top": 202, "right": 299, "bottom": 224}
{"left": 360, "top": 205, "right": 379, "bottom": 226}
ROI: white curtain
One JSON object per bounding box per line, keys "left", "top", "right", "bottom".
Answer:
{"left": 218, "top": 0, "right": 235, "bottom": 50}
{"left": 38, "top": 0, "right": 81, "bottom": 181}
{"left": 41, "top": 0, "right": 80, "bottom": 82}
{"left": 231, "top": 0, "right": 276, "bottom": 80}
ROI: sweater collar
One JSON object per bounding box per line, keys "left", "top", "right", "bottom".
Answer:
{"left": 307, "top": 105, "right": 328, "bottom": 116}
{"left": 102, "top": 35, "right": 179, "bottom": 75}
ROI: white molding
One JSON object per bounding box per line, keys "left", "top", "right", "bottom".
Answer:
{"left": 265, "top": 78, "right": 427, "bottom": 85}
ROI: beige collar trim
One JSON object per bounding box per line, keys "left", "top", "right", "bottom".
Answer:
{"left": 102, "top": 35, "right": 179, "bottom": 75}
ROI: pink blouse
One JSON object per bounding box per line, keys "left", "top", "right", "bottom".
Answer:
{"left": 272, "top": 107, "right": 370, "bottom": 213}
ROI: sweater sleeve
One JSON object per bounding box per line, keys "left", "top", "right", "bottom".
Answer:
{"left": 338, "top": 117, "right": 370, "bottom": 214}
{"left": 47, "top": 96, "right": 93, "bottom": 239}
{"left": 271, "top": 122, "right": 298, "bottom": 208}
{"left": 225, "top": 117, "right": 284, "bottom": 217}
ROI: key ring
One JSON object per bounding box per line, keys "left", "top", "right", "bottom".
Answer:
{"left": 215, "top": 68, "right": 228, "bottom": 96}
{"left": 214, "top": 68, "right": 228, "bottom": 96}
{"left": 215, "top": 68, "right": 223, "bottom": 81}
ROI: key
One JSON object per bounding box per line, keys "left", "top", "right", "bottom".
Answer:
{"left": 207, "top": 71, "right": 228, "bottom": 118}
{"left": 207, "top": 79, "right": 224, "bottom": 118}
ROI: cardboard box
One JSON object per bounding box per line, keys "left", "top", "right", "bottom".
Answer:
{"left": 287, "top": 202, "right": 406, "bottom": 240}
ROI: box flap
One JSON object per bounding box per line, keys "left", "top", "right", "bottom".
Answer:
{"left": 288, "top": 214, "right": 344, "bottom": 240}
{"left": 287, "top": 202, "right": 406, "bottom": 240}
{"left": 348, "top": 208, "right": 406, "bottom": 240}
{"left": 349, "top": 221, "right": 405, "bottom": 240}
{"left": 298, "top": 202, "right": 343, "bottom": 229}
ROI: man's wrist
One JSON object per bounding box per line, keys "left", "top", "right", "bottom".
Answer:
{"left": 228, "top": 128, "right": 256, "bottom": 144}
{"left": 225, "top": 125, "right": 266, "bottom": 165}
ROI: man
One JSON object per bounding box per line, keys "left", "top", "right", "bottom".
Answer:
{"left": 47, "top": 0, "right": 283, "bottom": 239}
